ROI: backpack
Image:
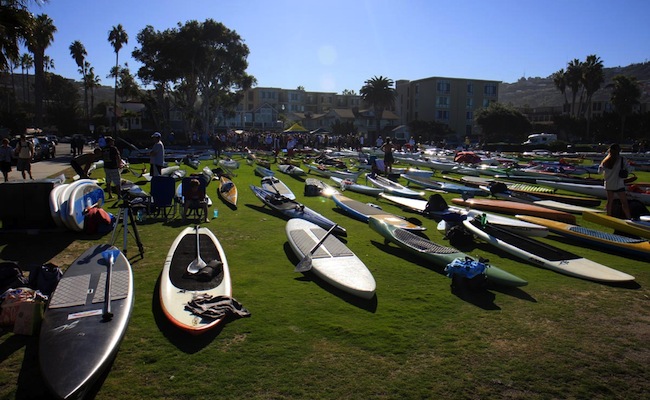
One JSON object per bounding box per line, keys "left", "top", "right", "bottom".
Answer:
{"left": 28, "top": 263, "right": 62, "bottom": 296}
{"left": 445, "top": 224, "right": 474, "bottom": 248}
{"left": 84, "top": 207, "right": 114, "bottom": 234}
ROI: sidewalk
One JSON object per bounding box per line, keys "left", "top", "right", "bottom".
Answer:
{"left": 5, "top": 143, "right": 73, "bottom": 182}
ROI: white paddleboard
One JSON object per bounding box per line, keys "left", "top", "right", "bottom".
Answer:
{"left": 285, "top": 218, "right": 376, "bottom": 299}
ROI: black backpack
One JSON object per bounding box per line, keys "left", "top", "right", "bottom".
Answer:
{"left": 28, "top": 263, "right": 63, "bottom": 296}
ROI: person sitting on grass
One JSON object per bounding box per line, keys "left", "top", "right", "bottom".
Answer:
{"left": 182, "top": 178, "right": 209, "bottom": 223}
{"left": 71, "top": 148, "right": 102, "bottom": 179}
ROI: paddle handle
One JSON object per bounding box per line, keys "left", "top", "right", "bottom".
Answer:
{"left": 102, "top": 254, "right": 115, "bottom": 321}
{"left": 307, "top": 224, "right": 338, "bottom": 256}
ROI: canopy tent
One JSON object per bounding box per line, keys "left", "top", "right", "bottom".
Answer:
{"left": 283, "top": 123, "right": 309, "bottom": 133}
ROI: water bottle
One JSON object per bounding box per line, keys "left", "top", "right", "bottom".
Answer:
{"left": 213, "top": 209, "right": 219, "bottom": 218}
{"left": 136, "top": 209, "right": 144, "bottom": 223}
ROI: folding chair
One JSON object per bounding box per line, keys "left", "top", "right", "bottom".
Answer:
{"left": 149, "top": 176, "right": 177, "bottom": 219}
{"left": 180, "top": 175, "right": 208, "bottom": 222}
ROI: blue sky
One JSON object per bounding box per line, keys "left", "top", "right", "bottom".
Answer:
{"left": 26, "top": 0, "right": 650, "bottom": 93}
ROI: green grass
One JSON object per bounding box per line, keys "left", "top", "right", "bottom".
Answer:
{"left": 1, "top": 161, "right": 649, "bottom": 399}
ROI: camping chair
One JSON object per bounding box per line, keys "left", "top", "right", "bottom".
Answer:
{"left": 149, "top": 176, "right": 177, "bottom": 220}
{"left": 180, "top": 175, "right": 209, "bottom": 222}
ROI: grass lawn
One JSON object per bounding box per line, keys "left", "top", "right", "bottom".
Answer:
{"left": 1, "top": 159, "right": 649, "bottom": 399}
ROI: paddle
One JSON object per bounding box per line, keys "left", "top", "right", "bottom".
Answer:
{"left": 295, "top": 224, "right": 338, "bottom": 273}
{"left": 187, "top": 225, "right": 207, "bottom": 274}
{"left": 101, "top": 248, "right": 120, "bottom": 321}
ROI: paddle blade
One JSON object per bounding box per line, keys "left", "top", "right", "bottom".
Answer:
{"left": 102, "top": 249, "right": 120, "bottom": 265}
{"left": 295, "top": 254, "right": 312, "bottom": 272}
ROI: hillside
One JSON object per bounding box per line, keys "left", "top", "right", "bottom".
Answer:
{"left": 499, "top": 61, "right": 650, "bottom": 108}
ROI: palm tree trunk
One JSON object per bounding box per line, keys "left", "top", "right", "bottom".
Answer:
{"left": 113, "top": 52, "right": 119, "bottom": 137}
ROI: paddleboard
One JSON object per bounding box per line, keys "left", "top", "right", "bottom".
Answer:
{"left": 261, "top": 176, "right": 295, "bottom": 200}
{"left": 250, "top": 185, "right": 347, "bottom": 237}
{"left": 332, "top": 193, "right": 426, "bottom": 231}
{"left": 379, "top": 193, "right": 549, "bottom": 237}
{"left": 451, "top": 197, "right": 576, "bottom": 224}
{"left": 516, "top": 215, "right": 650, "bottom": 259}
{"left": 463, "top": 218, "right": 635, "bottom": 283}
{"left": 365, "top": 174, "right": 425, "bottom": 198}
{"left": 583, "top": 211, "right": 650, "bottom": 240}
{"left": 278, "top": 164, "right": 306, "bottom": 176}
{"left": 49, "top": 183, "right": 68, "bottom": 228}
{"left": 331, "top": 176, "right": 384, "bottom": 196}
{"left": 66, "top": 181, "right": 106, "bottom": 232}
{"left": 286, "top": 218, "right": 376, "bottom": 299}
{"left": 218, "top": 175, "right": 238, "bottom": 207}
{"left": 368, "top": 216, "right": 528, "bottom": 287}
{"left": 160, "top": 226, "right": 232, "bottom": 334}
{"left": 39, "top": 244, "right": 134, "bottom": 399}
{"left": 538, "top": 180, "right": 650, "bottom": 205}
{"left": 58, "top": 179, "right": 95, "bottom": 231}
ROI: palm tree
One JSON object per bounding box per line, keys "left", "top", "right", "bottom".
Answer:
{"left": 580, "top": 54, "right": 604, "bottom": 139}
{"left": 360, "top": 75, "right": 397, "bottom": 139}
{"left": 69, "top": 40, "right": 88, "bottom": 124}
{"left": 0, "top": 2, "right": 33, "bottom": 72}
{"left": 86, "top": 65, "right": 101, "bottom": 117}
{"left": 609, "top": 75, "right": 641, "bottom": 141}
{"left": 565, "top": 59, "right": 583, "bottom": 117}
{"left": 108, "top": 24, "right": 128, "bottom": 136}
{"left": 19, "top": 52, "right": 33, "bottom": 103}
{"left": 42, "top": 55, "right": 54, "bottom": 71}
{"left": 551, "top": 69, "right": 569, "bottom": 113}
{"left": 27, "top": 13, "right": 57, "bottom": 128}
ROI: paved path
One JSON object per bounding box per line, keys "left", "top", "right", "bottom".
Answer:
{"left": 5, "top": 143, "right": 74, "bottom": 182}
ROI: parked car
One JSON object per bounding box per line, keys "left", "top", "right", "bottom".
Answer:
{"left": 9, "top": 136, "right": 50, "bottom": 162}
{"left": 37, "top": 136, "right": 56, "bottom": 159}
{"left": 46, "top": 134, "right": 59, "bottom": 144}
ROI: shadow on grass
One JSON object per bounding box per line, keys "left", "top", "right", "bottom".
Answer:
{"left": 370, "top": 239, "right": 535, "bottom": 310}
{"left": 0, "top": 230, "right": 78, "bottom": 270}
{"left": 151, "top": 274, "right": 230, "bottom": 353}
{"left": 283, "top": 242, "right": 377, "bottom": 313}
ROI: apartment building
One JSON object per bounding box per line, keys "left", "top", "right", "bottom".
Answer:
{"left": 225, "top": 87, "right": 395, "bottom": 133}
{"left": 395, "top": 76, "right": 500, "bottom": 140}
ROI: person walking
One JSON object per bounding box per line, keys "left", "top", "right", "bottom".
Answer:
{"left": 15, "top": 134, "right": 34, "bottom": 179}
{"left": 149, "top": 132, "right": 165, "bottom": 177}
{"left": 0, "top": 138, "right": 14, "bottom": 182}
{"left": 598, "top": 143, "right": 632, "bottom": 219}
{"left": 102, "top": 136, "right": 122, "bottom": 199}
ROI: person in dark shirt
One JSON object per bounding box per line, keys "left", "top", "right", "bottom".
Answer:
{"left": 102, "top": 136, "right": 122, "bottom": 198}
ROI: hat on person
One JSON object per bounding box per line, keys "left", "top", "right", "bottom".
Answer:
{"left": 152, "top": 132, "right": 161, "bottom": 138}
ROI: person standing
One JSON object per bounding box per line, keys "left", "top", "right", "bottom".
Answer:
{"left": 598, "top": 143, "right": 632, "bottom": 219}
{"left": 380, "top": 137, "right": 394, "bottom": 175}
{"left": 15, "top": 134, "right": 34, "bottom": 179}
{"left": 0, "top": 138, "right": 14, "bottom": 182}
{"left": 149, "top": 132, "right": 165, "bottom": 177}
{"left": 102, "top": 136, "right": 122, "bottom": 199}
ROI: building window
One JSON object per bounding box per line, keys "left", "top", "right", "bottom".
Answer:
{"left": 437, "top": 80, "right": 450, "bottom": 94}
{"left": 465, "top": 125, "right": 472, "bottom": 136}
{"left": 482, "top": 99, "right": 491, "bottom": 108}
{"left": 415, "top": 84, "right": 419, "bottom": 94}
{"left": 467, "top": 83, "right": 473, "bottom": 95}
{"left": 437, "top": 96, "right": 449, "bottom": 108}
{"left": 466, "top": 111, "right": 473, "bottom": 121}
{"left": 466, "top": 98, "right": 473, "bottom": 108}
{"left": 436, "top": 110, "right": 449, "bottom": 121}
{"left": 414, "top": 98, "right": 419, "bottom": 109}
{"left": 484, "top": 83, "right": 497, "bottom": 96}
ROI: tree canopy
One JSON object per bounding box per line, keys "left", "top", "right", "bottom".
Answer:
{"left": 360, "top": 75, "right": 396, "bottom": 137}
{"left": 474, "top": 102, "right": 531, "bottom": 142}
{"left": 132, "top": 19, "right": 256, "bottom": 136}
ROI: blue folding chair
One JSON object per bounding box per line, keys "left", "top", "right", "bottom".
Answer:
{"left": 149, "top": 176, "right": 177, "bottom": 220}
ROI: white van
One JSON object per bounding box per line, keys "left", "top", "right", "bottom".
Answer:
{"left": 523, "top": 133, "right": 557, "bottom": 145}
